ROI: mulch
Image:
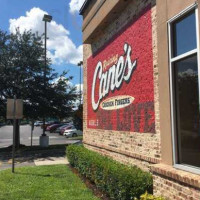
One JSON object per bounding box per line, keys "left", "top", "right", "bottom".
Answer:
{"left": 69, "top": 165, "right": 110, "bottom": 200}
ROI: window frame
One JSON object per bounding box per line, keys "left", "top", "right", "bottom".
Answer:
{"left": 168, "top": 3, "right": 200, "bottom": 175}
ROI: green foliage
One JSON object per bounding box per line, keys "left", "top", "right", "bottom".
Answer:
{"left": 67, "top": 145, "right": 153, "bottom": 200}
{"left": 0, "top": 29, "right": 78, "bottom": 121}
{"left": 73, "top": 104, "right": 83, "bottom": 131}
{"left": 134, "top": 192, "right": 165, "bottom": 200}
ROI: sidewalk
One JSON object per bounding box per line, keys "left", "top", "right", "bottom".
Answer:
{"left": 0, "top": 143, "right": 76, "bottom": 171}
{"left": 34, "top": 156, "right": 69, "bottom": 166}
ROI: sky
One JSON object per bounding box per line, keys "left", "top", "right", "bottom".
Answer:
{"left": 0, "top": 0, "right": 85, "bottom": 89}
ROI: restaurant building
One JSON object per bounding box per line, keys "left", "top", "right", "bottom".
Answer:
{"left": 80, "top": 0, "right": 200, "bottom": 199}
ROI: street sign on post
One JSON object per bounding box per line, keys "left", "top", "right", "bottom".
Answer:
{"left": 6, "top": 98, "right": 23, "bottom": 173}
{"left": 7, "top": 99, "right": 23, "bottom": 119}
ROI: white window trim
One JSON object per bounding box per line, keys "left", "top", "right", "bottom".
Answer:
{"left": 168, "top": 2, "right": 198, "bottom": 23}
{"left": 171, "top": 49, "right": 197, "bottom": 63}
{"left": 168, "top": 3, "right": 200, "bottom": 175}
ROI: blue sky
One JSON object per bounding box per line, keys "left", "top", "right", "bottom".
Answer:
{"left": 0, "top": 0, "right": 84, "bottom": 86}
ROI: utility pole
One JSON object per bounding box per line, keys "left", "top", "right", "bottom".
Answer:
{"left": 77, "top": 61, "right": 83, "bottom": 105}
{"left": 40, "top": 14, "right": 52, "bottom": 147}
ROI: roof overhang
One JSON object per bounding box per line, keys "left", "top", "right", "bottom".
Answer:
{"left": 79, "top": 0, "right": 92, "bottom": 15}
{"left": 81, "top": 0, "right": 130, "bottom": 43}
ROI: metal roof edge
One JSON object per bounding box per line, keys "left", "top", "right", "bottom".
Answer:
{"left": 79, "top": 0, "right": 91, "bottom": 15}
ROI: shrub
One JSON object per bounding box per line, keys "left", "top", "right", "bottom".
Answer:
{"left": 135, "top": 192, "right": 165, "bottom": 200}
{"left": 67, "top": 145, "right": 153, "bottom": 200}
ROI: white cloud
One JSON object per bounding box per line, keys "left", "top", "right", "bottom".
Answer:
{"left": 75, "top": 83, "right": 83, "bottom": 93}
{"left": 9, "top": 7, "right": 83, "bottom": 65}
{"left": 52, "top": 78, "right": 83, "bottom": 95}
{"left": 69, "top": 0, "right": 85, "bottom": 14}
{"left": 75, "top": 83, "right": 83, "bottom": 107}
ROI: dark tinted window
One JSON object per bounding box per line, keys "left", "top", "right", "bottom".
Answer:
{"left": 172, "top": 11, "right": 196, "bottom": 57}
{"left": 174, "top": 55, "right": 200, "bottom": 167}
{"left": 66, "top": 126, "right": 72, "bottom": 130}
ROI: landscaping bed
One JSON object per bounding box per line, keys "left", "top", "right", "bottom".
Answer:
{"left": 67, "top": 145, "right": 164, "bottom": 200}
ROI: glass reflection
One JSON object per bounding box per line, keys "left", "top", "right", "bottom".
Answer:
{"left": 174, "top": 55, "right": 200, "bottom": 167}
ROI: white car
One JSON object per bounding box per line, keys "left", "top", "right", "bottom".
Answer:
{"left": 63, "top": 128, "right": 83, "bottom": 137}
{"left": 34, "top": 121, "right": 43, "bottom": 126}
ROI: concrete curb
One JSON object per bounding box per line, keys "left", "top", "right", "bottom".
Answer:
{"left": 34, "top": 157, "right": 69, "bottom": 166}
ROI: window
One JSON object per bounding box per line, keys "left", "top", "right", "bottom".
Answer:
{"left": 169, "top": 5, "right": 200, "bottom": 172}
{"left": 172, "top": 11, "right": 197, "bottom": 57}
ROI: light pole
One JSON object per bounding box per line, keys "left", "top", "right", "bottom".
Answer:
{"left": 78, "top": 61, "right": 83, "bottom": 105}
{"left": 40, "top": 14, "right": 52, "bottom": 147}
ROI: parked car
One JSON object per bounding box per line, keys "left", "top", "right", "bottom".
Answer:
{"left": 60, "top": 125, "right": 74, "bottom": 135}
{"left": 63, "top": 127, "right": 83, "bottom": 137}
{"left": 55, "top": 124, "right": 71, "bottom": 134}
{"left": 46, "top": 124, "right": 64, "bottom": 133}
{"left": 41, "top": 121, "right": 60, "bottom": 130}
{"left": 34, "top": 121, "right": 43, "bottom": 126}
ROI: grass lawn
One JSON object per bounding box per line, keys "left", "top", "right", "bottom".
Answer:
{"left": 68, "top": 136, "right": 83, "bottom": 140}
{"left": 0, "top": 165, "right": 100, "bottom": 200}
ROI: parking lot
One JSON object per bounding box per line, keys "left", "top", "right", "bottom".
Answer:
{"left": 0, "top": 125, "right": 79, "bottom": 148}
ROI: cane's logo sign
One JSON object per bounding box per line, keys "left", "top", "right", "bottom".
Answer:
{"left": 100, "top": 95, "right": 135, "bottom": 110}
{"left": 87, "top": 7, "right": 155, "bottom": 133}
{"left": 92, "top": 43, "right": 137, "bottom": 111}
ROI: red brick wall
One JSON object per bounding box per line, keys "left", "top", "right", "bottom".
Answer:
{"left": 83, "top": 0, "right": 160, "bottom": 171}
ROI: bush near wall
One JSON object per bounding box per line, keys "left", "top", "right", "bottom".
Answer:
{"left": 67, "top": 145, "right": 154, "bottom": 200}
{"left": 136, "top": 192, "right": 165, "bottom": 200}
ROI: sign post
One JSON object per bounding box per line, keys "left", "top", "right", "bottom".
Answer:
{"left": 12, "top": 96, "right": 16, "bottom": 173}
{"left": 31, "top": 121, "right": 34, "bottom": 146}
{"left": 7, "top": 98, "right": 23, "bottom": 173}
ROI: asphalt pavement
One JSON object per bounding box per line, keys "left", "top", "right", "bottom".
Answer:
{"left": 0, "top": 125, "right": 79, "bottom": 148}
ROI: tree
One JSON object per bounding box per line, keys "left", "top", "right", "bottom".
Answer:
{"left": 0, "top": 29, "right": 78, "bottom": 148}
{"left": 73, "top": 104, "right": 83, "bottom": 131}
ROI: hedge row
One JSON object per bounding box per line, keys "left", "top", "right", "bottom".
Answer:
{"left": 66, "top": 145, "right": 153, "bottom": 200}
